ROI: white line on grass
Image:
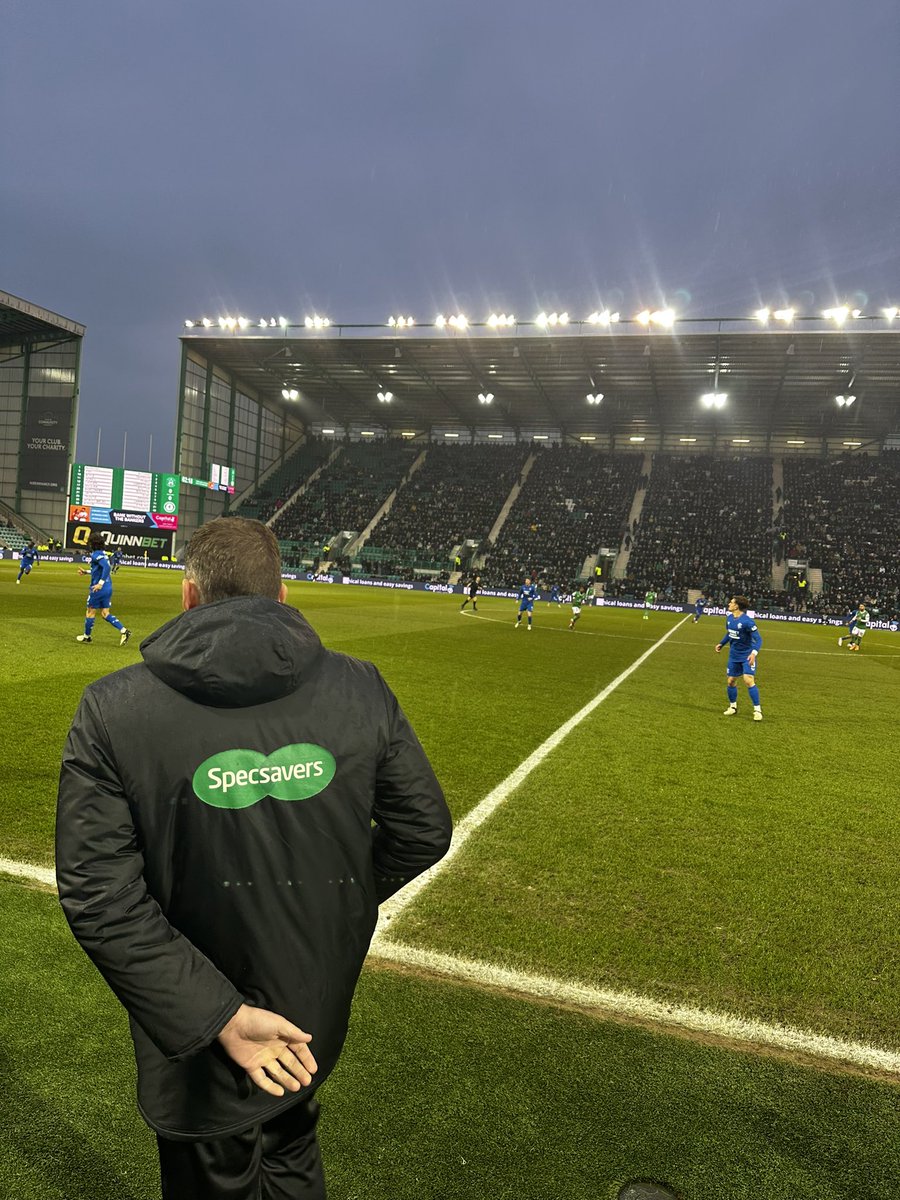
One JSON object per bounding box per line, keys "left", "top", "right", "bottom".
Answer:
{"left": 374, "top": 615, "right": 690, "bottom": 938}
{"left": 368, "top": 941, "right": 900, "bottom": 1077}
{"left": 0, "top": 857, "right": 55, "bottom": 886}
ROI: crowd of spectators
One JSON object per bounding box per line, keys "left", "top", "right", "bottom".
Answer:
{"left": 611, "top": 454, "right": 773, "bottom": 605}
{"left": 367, "top": 443, "right": 529, "bottom": 565}
{"left": 233, "top": 436, "right": 333, "bottom": 523}
{"left": 484, "top": 445, "right": 643, "bottom": 589}
{"left": 781, "top": 452, "right": 900, "bottom": 619}
{"left": 271, "top": 440, "right": 418, "bottom": 547}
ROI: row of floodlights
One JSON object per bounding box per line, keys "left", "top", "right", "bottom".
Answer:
{"left": 186, "top": 305, "right": 900, "bottom": 332}
{"left": 284, "top": 388, "right": 858, "bottom": 409}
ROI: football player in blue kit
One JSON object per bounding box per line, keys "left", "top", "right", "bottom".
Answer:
{"left": 76, "top": 531, "right": 131, "bottom": 645}
{"left": 715, "top": 594, "right": 763, "bottom": 721}
{"left": 16, "top": 540, "right": 40, "bottom": 583}
{"left": 515, "top": 575, "right": 539, "bottom": 631}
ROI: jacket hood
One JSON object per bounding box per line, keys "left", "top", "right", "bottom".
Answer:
{"left": 140, "top": 596, "right": 324, "bottom": 708}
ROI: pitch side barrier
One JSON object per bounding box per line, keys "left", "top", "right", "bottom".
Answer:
{"left": 4, "top": 552, "right": 896, "bottom": 631}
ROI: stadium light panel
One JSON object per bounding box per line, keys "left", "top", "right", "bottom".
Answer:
{"left": 478, "top": 393, "right": 494, "bottom": 404}
{"left": 400, "top": 431, "right": 416, "bottom": 438}
{"left": 773, "top": 308, "right": 795, "bottom": 323}
{"left": 281, "top": 389, "right": 299, "bottom": 401}
{"left": 201, "top": 318, "right": 213, "bottom": 328}
{"left": 587, "top": 310, "right": 619, "bottom": 326}
{"left": 700, "top": 392, "right": 727, "bottom": 409}
{"left": 579, "top": 435, "right": 596, "bottom": 441}
{"left": 843, "top": 440, "right": 862, "bottom": 447}
{"left": 883, "top": 307, "right": 898, "bottom": 321}
{"left": 444, "top": 432, "right": 460, "bottom": 438}
{"left": 786, "top": 439, "right": 806, "bottom": 445}
{"left": 823, "top": 306, "right": 850, "bottom": 325}
{"left": 184, "top": 319, "right": 194, "bottom": 328}
{"left": 835, "top": 394, "right": 856, "bottom": 407}
{"left": 532, "top": 434, "right": 548, "bottom": 440}
{"left": 651, "top": 308, "right": 675, "bottom": 328}
{"left": 377, "top": 391, "right": 393, "bottom": 403}
{"left": 732, "top": 438, "right": 750, "bottom": 444}
{"left": 679, "top": 437, "right": 697, "bottom": 443}
{"left": 360, "top": 431, "right": 375, "bottom": 436}
{"left": 635, "top": 310, "right": 651, "bottom": 326}
{"left": 322, "top": 428, "right": 335, "bottom": 434}
{"left": 586, "top": 393, "right": 603, "bottom": 405}
{"left": 754, "top": 308, "right": 770, "bottom": 324}
{"left": 435, "top": 314, "right": 447, "bottom": 328}
{"left": 448, "top": 314, "right": 468, "bottom": 329}
{"left": 278, "top": 317, "right": 288, "bottom": 328}
{"left": 487, "top": 433, "right": 504, "bottom": 439}
{"left": 258, "top": 319, "right": 268, "bottom": 328}
{"left": 629, "top": 436, "right": 646, "bottom": 442}
{"left": 851, "top": 309, "right": 862, "bottom": 319}
{"left": 536, "top": 312, "right": 549, "bottom": 328}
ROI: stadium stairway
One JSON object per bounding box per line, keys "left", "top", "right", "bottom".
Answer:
{"left": 770, "top": 457, "right": 786, "bottom": 589}
{"left": 345, "top": 447, "right": 428, "bottom": 558}
{"left": 475, "top": 452, "right": 537, "bottom": 565}
{"left": 611, "top": 451, "right": 652, "bottom": 580}
{"left": 807, "top": 566, "right": 824, "bottom": 595}
{"left": 264, "top": 445, "right": 343, "bottom": 529}
{"left": 0, "top": 498, "right": 48, "bottom": 546}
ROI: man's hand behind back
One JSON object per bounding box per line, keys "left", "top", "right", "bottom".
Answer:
{"left": 217, "top": 1003, "right": 318, "bottom": 1098}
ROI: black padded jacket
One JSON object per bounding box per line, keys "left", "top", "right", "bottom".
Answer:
{"left": 56, "top": 596, "right": 451, "bottom": 1139}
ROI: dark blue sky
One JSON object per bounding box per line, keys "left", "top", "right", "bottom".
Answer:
{"left": 4, "top": 0, "right": 898, "bottom": 469}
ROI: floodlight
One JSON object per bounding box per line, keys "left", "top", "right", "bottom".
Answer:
{"left": 184, "top": 319, "right": 195, "bottom": 328}
{"left": 835, "top": 394, "right": 856, "bottom": 407}
{"left": 237, "top": 317, "right": 249, "bottom": 330}
{"left": 586, "top": 393, "right": 603, "bottom": 405}
{"left": 732, "top": 438, "right": 750, "bottom": 444}
{"left": 488, "top": 433, "right": 504, "bottom": 439}
{"left": 883, "top": 307, "right": 897, "bottom": 321}
{"left": 488, "top": 313, "right": 499, "bottom": 327}
{"left": 536, "top": 312, "right": 549, "bottom": 328}
{"left": 278, "top": 317, "right": 288, "bottom": 328}
{"left": 435, "top": 314, "right": 446, "bottom": 328}
{"left": 843, "top": 440, "right": 862, "bottom": 447}
{"left": 700, "top": 392, "right": 727, "bottom": 409}
{"left": 651, "top": 308, "right": 675, "bottom": 328}
{"left": 377, "top": 391, "right": 393, "bottom": 403}
{"left": 679, "top": 438, "right": 697, "bottom": 443}
{"left": 201, "top": 318, "right": 213, "bottom": 328}
{"left": 773, "top": 308, "right": 794, "bottom": 323}
{"left": 636, "top": 310, "right": 651, "bottom": 326}
{"left": 629, "top": 436, "right": 646, "bottom": 442}
{"left": 478, "top": 393, "right": 494, "bottom": 404}
{"left": 754, "top": 308, "right": 770, "bottom": 323}
{"left": 281, "top": 389, "right": 299, "bottom": 401}
{"left": 823, "top": 306, "right": 849, "bottom": 325}
{"left": 258, "top": 319, "right": 268, "bottom": 328}
{"left": 448, "top": 314, "right": 468, "bottom": 329}
{"left": 851, "top": 309, "right": 862, "bottom": 319}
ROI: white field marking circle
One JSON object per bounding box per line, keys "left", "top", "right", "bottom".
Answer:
{"left": 374, "top": 616, "right": 691, "bottom": 938}
{"left": 368, "top": 941, "right": 900, "bottom": 1077}
{"left": 460, "top": 611, "right": 900, "bottom": 657}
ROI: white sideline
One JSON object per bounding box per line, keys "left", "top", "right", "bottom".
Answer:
{"left": 368, "top": 940, "right": 900, "bottom": 1077}
{"left": 373, "top": 615, "right": 690, "bottom": 939}
{"left": 0, "top": 857, "right": 55, "bottom": 886}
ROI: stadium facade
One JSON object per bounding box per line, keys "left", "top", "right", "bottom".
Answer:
{"left": 0, "top": 290, "right": 83, "bottom": 539}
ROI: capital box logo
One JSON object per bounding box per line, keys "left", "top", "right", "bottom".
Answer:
{"left": 192, "top": 743, "right": 336, "bottom": 810}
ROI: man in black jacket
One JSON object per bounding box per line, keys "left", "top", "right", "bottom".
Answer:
{"left": 56, "top": 517, "right": 452, "bottom": 1200}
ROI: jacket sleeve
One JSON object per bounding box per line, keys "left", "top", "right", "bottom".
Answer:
{"left": 56, "top": 688, "right": 243, "bottom": 1060}
{"left": 371, "top": 676, "right": 452, "bottom": 903}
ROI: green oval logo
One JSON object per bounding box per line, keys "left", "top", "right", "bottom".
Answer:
{"left": 192, "top": 743, "right": 336, "bottom": 810}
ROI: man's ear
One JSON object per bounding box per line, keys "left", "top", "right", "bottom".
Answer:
{"left": 182, "top": 578, "right": 202, "bottom": 611}
{"left": 278, "top": 582, "right": 287, "bottom": 604}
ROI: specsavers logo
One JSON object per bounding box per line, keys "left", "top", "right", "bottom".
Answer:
{"left": 192, "top": 743, "right": 336, "bottom": 810}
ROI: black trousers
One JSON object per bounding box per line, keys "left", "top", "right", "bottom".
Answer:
{"left": 157, "top": 1097, "right": 325, "bottom": 1200}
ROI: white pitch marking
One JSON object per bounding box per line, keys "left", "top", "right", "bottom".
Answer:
{"left": 369, "top": 940, "right": 900, "bottom": 1077}
{"left": 0, "top": 857, "right": 55, "bottom": 887}
{"left": 374, "top": 616, "right": 690, "bottom": 940}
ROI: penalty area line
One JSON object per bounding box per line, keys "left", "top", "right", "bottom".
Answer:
{"left": 374, "top": 615, "right": 690, "bottom": 941}
{"left": 0, "top": 857, "right": 55, "bottom": 887}
{"left": 367, "top": 941, "right": 900, "bottom": 1080}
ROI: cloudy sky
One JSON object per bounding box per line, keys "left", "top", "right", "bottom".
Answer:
{"left": 4, "top": 0, "right": 898, "bottom": 469}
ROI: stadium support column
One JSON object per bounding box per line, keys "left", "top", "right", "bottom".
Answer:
{"left": 14, "top": 342, "right": 31, "bottom": 512}
{"left": 198, "top": 361, "right": 213, "bottom": 527}
{"left": 173, "top": 343, "right": 189, "bottom": 478}
{"left": 225, "top": 377, "right": 236, "bottom": 515}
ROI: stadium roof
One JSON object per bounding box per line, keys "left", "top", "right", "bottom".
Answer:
{"left": 182, "top": 322, "right": 900, "bottom": 445}
{"left": 0, "top": 290, "right": 85, "bottom": 346}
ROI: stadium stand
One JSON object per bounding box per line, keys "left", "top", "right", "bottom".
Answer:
{"left": 365, "top": 442, "right": 530, "bottom": 569}
{"left": 271, "top": 439, "right": 419, "bottom": 552}
{"left": 782, "top": 452, "right": 900, "bottom": 619}
{"left": 484, "top": 444, "right": 643, "bottom": 589}
{"left": 232, "top": 436, "right": 333, "bottom": 522}
{"left": 615, "top": 453, "right": 773, "bottom": 604}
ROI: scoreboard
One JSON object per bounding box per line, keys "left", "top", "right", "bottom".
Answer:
{"left": 67, "top": 464, "right": 181, "bottom": 560}
{"left": 70, "top": 464, "right": 180, "bottom": 517}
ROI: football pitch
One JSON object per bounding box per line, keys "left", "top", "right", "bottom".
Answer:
{"left": 2, "top": 561, "right": 898, "bottom": 1198}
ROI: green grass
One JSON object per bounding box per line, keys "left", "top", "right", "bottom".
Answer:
{"left": 3, "top": 880, "right": 899, "bottom": 1200}
{"left": 2, "top": 561, "right": 899, "bottom": 1196}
